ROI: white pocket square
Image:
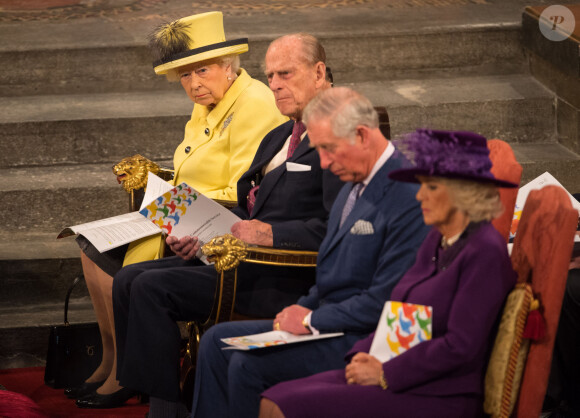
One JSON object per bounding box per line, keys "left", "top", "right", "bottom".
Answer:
{"left": 350, "top": 220, "right": 374, "bottom": 235}
{"left": 286, "top": 162, "right": 311, "bottom": 172}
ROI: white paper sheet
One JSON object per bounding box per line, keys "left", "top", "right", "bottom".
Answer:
{"left": 221, "top": 330, "right": 344, "bottom": 350}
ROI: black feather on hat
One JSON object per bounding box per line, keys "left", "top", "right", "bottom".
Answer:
{"left": 148, "top": 20, "right": 191, "bottom": 63}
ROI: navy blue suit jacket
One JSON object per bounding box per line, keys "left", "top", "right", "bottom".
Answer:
{"left": 299, "top": 150, "right": 430, "bottom": 333}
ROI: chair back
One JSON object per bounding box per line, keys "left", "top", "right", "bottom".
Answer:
{"left": 488, "top": 139, "right": 522, "bottom": 242}
{"left": 511, "top": 185, "right": 578, "bottom": 417}
{"left": 374, "top": 106, "right": 391, "bottom": 140}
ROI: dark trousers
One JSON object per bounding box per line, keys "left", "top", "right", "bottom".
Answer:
{"left": 546, "top": 268, "right": 580, "bottom": 414}
{"left": 191, "top": 320, "right": 364, "bottom": 418}
{"left": 113, "top": 256, "right": 316, "bottom": 403}
{"left": 113, "top": 256, "right": 216, "bottom": 402}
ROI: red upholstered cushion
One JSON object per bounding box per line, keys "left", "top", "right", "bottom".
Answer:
{"left": 510, "top": 186, "right": 578, "bottom": 417}
{"left": 488, "top": 139, "right": 522, "bottom": 242}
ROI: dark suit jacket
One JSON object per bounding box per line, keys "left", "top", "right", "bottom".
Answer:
{"left": 232, "top": 120, "right": 342, "bottom": 250}
{"left": 349, "top": 222, "right": 516, "bottom": 398}
{"left": 232, "top": 120, "right": 344, "bottom": 316}
{"left": 298, "top": 151, "right": 430, "bottom": 333}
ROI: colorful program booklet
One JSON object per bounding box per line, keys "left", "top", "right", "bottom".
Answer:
{"left": 58, "top": 172, "right": 240, "bottom": 259}
{"left": 369, "top": 301, "right": 432, "bottom": 363}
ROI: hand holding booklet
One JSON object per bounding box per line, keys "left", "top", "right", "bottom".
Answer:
{"left": 220, "top": 301, "right": 432, "bottom": 353}
{"left": 221, "top": 331, "right": 344, "bottom": 351}
{"left": 57, "top": 172, "right": 241, "bottom": 262}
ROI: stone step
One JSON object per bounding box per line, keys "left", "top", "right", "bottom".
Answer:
{"left": 1, "top": 142, "right": 577, "bottom": 238}
{"left": 0, "top": 161, "right": 171, "bottom": 234}
{"left": 0, "top": 90, "right": 190, "bottom": 169}
{"left": 0, "top": 21, "right": 526, "bottom": 97}
{"left": 349, "top": 74, "right": 556, "bottom": 144}
{"left": 0, "top": 298, "right": 96, "bottom": 370}
{"left": 0, "top": 74, "right": 556, "bottom": 169}
{"left": 0, "top": 232, "right": 85, "bottom": 307}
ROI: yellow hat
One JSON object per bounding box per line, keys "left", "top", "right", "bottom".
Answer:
{"left": 149, "top": 11, "right": 248, "bottom": 75}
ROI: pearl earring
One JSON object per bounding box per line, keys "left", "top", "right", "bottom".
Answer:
{"left": 227, "top": 76, "right": 232, "bottom": 81}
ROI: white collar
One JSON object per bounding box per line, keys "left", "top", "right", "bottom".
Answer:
{"left": 359, "top": 141, "right": 395, "bottom": 194}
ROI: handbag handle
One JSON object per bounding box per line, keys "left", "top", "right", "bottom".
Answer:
{"left": 64, "top": 276, "right": 83, "bottom": 326}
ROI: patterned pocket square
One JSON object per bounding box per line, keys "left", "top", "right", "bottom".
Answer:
{"left": 350, "top": 220, "right": 374, "bottom": 235}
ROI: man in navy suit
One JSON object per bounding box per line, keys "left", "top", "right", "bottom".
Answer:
{"left": 190, "top": 88, "right": 430, "bottom": 418}
{"left": 110, "top": 33, "right": 344, "bottom": 416}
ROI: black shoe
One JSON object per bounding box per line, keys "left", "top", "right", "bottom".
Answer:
{"left": 75, "top": 387, "right": 138, "bottom": 409}
{"left": 64, "top": 380, "right": 105, "bottom": 399}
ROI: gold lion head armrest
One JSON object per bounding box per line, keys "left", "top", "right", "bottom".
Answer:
{"left": 202, "top": 234, "right": 248, "bottom": 273}
{"left": 112, "top": 154, "right": 174, "bottom": 193}
{"left": 202, "top": 234, "right": 318, "bottom": 273}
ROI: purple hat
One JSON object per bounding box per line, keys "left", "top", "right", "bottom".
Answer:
{"left": 388, "top": 129, "right": 518, "bottom": 188}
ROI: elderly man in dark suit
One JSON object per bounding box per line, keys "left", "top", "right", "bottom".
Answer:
{"left": 190, "top": 87, "right": 430, "bottom": 418}
{"left": 108, "top": 33, "right": 343, "bottom": 416}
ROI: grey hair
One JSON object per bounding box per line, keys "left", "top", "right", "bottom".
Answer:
{"left": 165, "top": 54, "right": 241, "bottom": 82}
{"left": 264, "top": 33, "right": 327, "bottom": 69}
{"left": 441, "top": 177, "right": 504, "bottom": 222}
{"left": 303, "top": 87, "right": 379, "bottom": 143}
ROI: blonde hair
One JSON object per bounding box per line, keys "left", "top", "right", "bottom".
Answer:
{"left": 441, "top": 178, "right": 503, "bottom": 222}
{"left": 165, "top": 54, "right": 240, "bottom": 82}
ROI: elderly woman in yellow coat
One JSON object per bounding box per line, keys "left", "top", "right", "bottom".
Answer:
{"left": 68, "top": 11, "right": 286, "bottom": 405}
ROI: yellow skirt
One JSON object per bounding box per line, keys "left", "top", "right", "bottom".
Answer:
{"left": 122, "top": 233, "right": 164, "bottom": 267}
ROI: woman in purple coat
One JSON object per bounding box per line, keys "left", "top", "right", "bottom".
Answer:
{"left": 259, "top": 129, "right": 518, "bottom": 418}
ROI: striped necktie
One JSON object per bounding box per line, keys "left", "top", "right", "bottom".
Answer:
{"left": 340, "top": 183, "right": 362, "bottom": 227}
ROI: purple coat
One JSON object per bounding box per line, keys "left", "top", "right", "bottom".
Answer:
{"left": 349, "top": 221, "right": 516, "bottom": 397}
{"left": 263, "top": 222, "right": 516, "bottom": 417}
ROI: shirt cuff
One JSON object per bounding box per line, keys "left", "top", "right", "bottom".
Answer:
{"left": 304, "top": 312, "right": 320, "bottom": 336}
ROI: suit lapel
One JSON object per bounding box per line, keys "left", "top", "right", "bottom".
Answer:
{"left": 317, "top": 158, "right": 398, "bottom": 263}
{"left": 249, "top": 123, "right": 294, "bottom": 217}
{"left": 252, "top": 122, "right": 293, "bottom": 173}
{"left": 316, "top": 184, "right": 350, "bottom": 259}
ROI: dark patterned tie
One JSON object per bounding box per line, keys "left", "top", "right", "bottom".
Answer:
{"left": 287, "top": 121, "right": 306, "bottom": 158}
{"left": 247, "top": 183, "right": 259, "bottom": 215}
{"left": 340, "top": 183, "right": 362, "bottom": 227}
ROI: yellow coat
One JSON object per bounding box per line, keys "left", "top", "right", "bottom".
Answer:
{"left": 123, "top": 69, "right": 287, "bottom": 266}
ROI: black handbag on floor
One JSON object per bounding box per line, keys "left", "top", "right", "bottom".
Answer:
{"left": 44, "top": 276, "right": 103, "bottom": 388}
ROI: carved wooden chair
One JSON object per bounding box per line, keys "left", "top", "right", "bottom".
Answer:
{"left": 483, "top": 185, "right": 578, "bottom": 417}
